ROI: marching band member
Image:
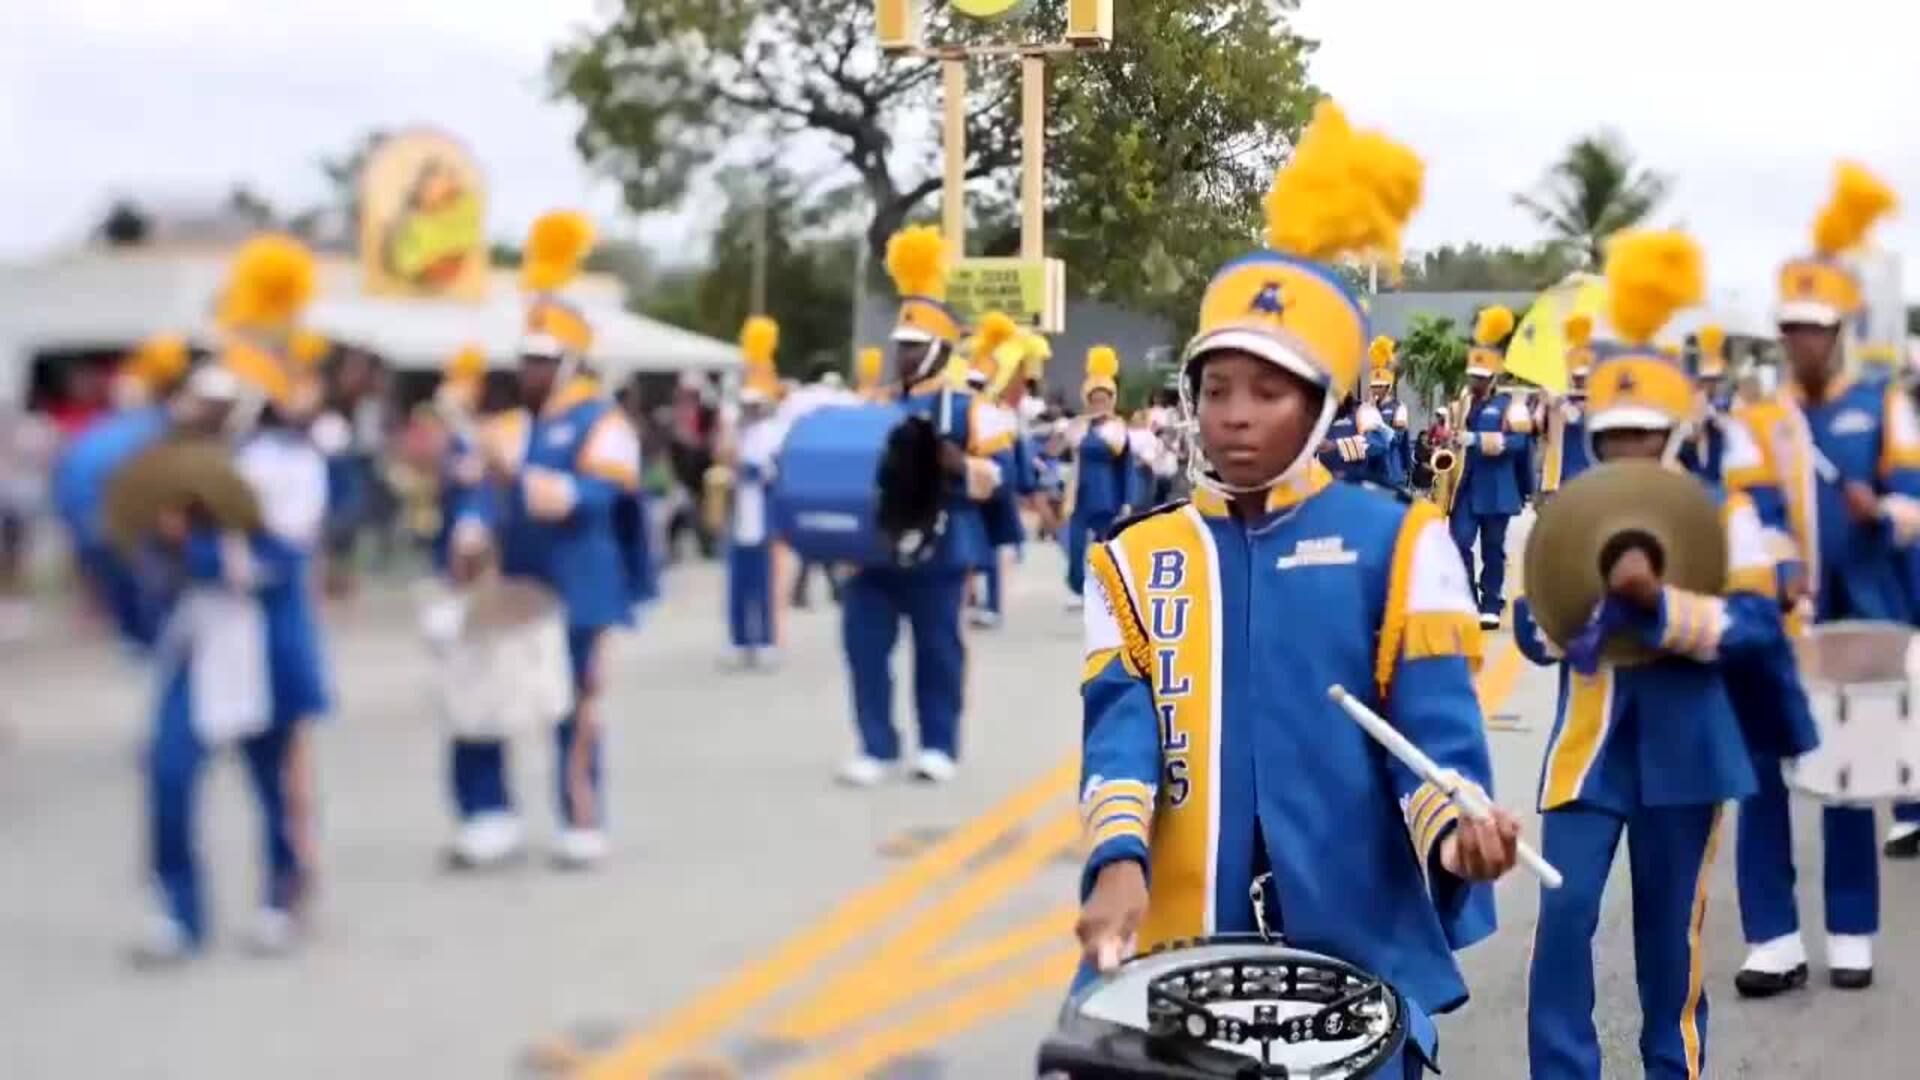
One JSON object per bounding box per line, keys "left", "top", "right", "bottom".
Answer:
{"left": 1538, "top": 314, "right": 1596, "bottom": 500}
{"left": 1733, "top": 163, "right": 1915, "bottom": 995}
{"left": 1513, "top": 231, "right": 1783, "bottom": 1079}
{"left": 429, "top": 344, "right": 489, "bottom": 575}
{"left": 966, "top": 314, "right": 1023, "bottom": 630}
{"left": 446, "top": 210, "right": 649, "bottom": 870}
{"left": 837, "top": 227, "right": 1001, "bottom": 787}
{"left": 1448, "top": 306, "right": 1531, "bottom": 629}
{"left": 722, "top": 317, "right": 783, "bottom": 668}
{"left": 1369, "top": 336, "right": 1413, "bottom": 488}
{"left": 132, "top": 235, "right": 332, "bottom": 963}
{"left": 1059, "top": 346, "right": 1133, "bottom": 609}
{"left": 1075, "top": 101, "right": 1519, "bottom": 1079}
{"left": 1318, "top": 385, "right": 1389, "bottom": 484}
{"left": 1678, "top": 324, "right": 1734, "bottom": 480}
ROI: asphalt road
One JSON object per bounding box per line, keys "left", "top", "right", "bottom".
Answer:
{"left": 2, "top": 541, "right": 1917, "bottom": 1079}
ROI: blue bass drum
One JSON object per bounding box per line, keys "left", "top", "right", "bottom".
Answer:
{"left": 771, "top": 403, "right": 946, "bottom": 568}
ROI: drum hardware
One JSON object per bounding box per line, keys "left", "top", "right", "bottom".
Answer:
{"left": 1785, "top": 621, "right": 1920, "bottom": 805}
{"left": 1521, "top": 461, "right": 1727, "bottom": 668}
{"left": 1329, "top": 686, "right": 1562, "bottom": 889}
{"left": 420, "top": 576, "right": 574, "bottom": 739}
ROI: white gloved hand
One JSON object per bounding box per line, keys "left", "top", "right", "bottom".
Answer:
{"left": 1478, "top": 432, "right": 1507, "bottom": 456}
{"left": 965, "top": 456, "right": 1004, "bottom": 501}
{"left": 1880, "top": 494, "right": 1920, "bottom": 546}
{"left": 523, "top": 467, "right": 578, "bottom": 521}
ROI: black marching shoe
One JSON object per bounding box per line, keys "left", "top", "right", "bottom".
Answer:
{"left": 1734, "top": 964, "right": 1809, "bottom": 999}
{"left": 1831, "top": 967, "right": 1874, "bottom": 990}
{"left": 1884, "top": 829, "right": 1920, "bottom": 859}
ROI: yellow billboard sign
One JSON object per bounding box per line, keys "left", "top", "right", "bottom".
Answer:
{"left": 952, "top": 0, "right": 1025, "bottom": 17}
{"left": 358, "top": 129, "right": 489, "bottom": 301}
{"left": 948, "top": 258, "right": 1066, "bottom": 333}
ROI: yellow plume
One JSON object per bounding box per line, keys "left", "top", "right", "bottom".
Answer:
{"left": 1604, "top": 230, "right": 1706, "bottom": 346}
{"left": 521, "top": 210, "right": 596, "bottom": 292}
{"left": 1697, "top": 324, "right": 1726, "bottom": 358}
{"left": 289, "top": 329, "right": 330, "bottom": 368}
{"left": 1813, "top": 162, "right": 1898, "bottom": 257}
{"left": 1473, "top": 306, "right": 1515, "bottom": 347}
{"left": 1086, "top": 345, "right": 1120, "bottom": 380}
{"left": 1563, "top": 312, "right": 1594, "bottom": 348}
{"left": 445, "top": 343, "right": 487, "bottom": 382}
{"left": 223, "top": 234, "right": 317, "bottom": 330}
{"left": 739, "top": 315, "right": 780, "bottom": 369}
{"left": 856, "top": 346, "right": 884, "bottom": 385}
{"left": 886, "top": 225, "right": 948, "bottom": 300}
{"left": 976, "top": 311, "right": 1019, "bottom": 357}
{"left": 126, "top": 334, "right": 191, "bottom": 386}
{"left": 1265, "top": 100, "right": 1425, "bottom": 268}
{"left": 1022, "top": 333, "right": 1052, "bottom": 379}
{"left": 1368, "top": 335, "right": 1395, "bottom": 368}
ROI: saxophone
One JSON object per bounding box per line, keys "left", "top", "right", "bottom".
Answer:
{"left": 1427, "top": 391, "right": 1470, "bottom": 514}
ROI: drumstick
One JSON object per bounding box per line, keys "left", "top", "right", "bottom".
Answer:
{"left": 1327, "top": 685, "right": 1564, "bottom": 890}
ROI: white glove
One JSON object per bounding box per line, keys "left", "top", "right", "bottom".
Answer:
{"left": 523, "top": 467, "right": 578, "bottom": 521}
{"left": 965, "top": 457, "right": 1004, "bottom": 501}
{"left": 1881, "top": 494, "right": 1920, "bottom": 546}
{"left": 1477, "top": 432, "right": 1507, "bottom": 456}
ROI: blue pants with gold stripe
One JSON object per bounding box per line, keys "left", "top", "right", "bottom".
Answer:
{"left": 1529, "top": 804, "right": 1723, "bottom": 1080}
{"left": 1735, "top": 749, "right": 1878, "bottom": 942}
{"left": 1446, "top": 510, "right": 1510, "bottom": 617}
{"left": 448, "top": 626, "right": 608, "bottom": 828}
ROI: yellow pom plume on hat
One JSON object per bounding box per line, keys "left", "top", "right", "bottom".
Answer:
{"left": 1368, "top": 335, "right": 1396, "bottom": 387}
{"left": 1185, "top": 100, "right": 1423, "bottom": 402}
{"left": 221, "top": 234, "right": 317, "bottom": 332}
{"left": 1564, "top": 312, "right": 1595, "bottom": 376}
{"left": 970, "top": 311, "right": 1020, "bottom": 387}
{"left": 1588, "top": 230, "right": 1706, "bottom": 435}
{"left": 219, "top": 338, "right": 295, "bottom": 408}
{"left": 1695, "top": 324, "right": 1727, "bottom": 379}
{"left": 445, "top": 343, "right": 488, "bottom": 384}
{"left": 1082, "top": 345, "right": 1120, "bottom": 402}
{"left": 1466, "top": 305, "right": 1515, "bottom": 378}
{"left": 855, "top": 346, "right": 885, "bottom": 390}
{"left": 123, "top": 334, "right": 191, "bottom": 391}
{"left": 1779, "top": 161, "right": 1899, "bottom": 326}
{"left": 521, "top": 211, "right": 595, "bottom": 293}
{"left": 739, "top": 316, "right": 782, "bottom": 401}
{"left": 1021, "top": 332, "right": 1052, "bottom": 382}
{"left": 289, "top": 329, "right": 331, "bottom": 369}
{"left": 886, "top": 226, "right": 961, "bottom": 346}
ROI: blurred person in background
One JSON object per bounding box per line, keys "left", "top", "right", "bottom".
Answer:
{"left": 313, "top": 346, "right": 391, "bottom": 597}
{"left": 0, "top": 392, "right": 57, "bottom": 640}
{"left": 46, "top": 359, "right": 111, "bottom": 438}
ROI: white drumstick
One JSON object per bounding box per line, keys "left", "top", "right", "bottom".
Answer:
{"left": 1328, "top": 685, "right": 1563, "bottom": 890}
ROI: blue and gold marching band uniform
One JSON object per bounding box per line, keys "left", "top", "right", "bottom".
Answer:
{"left": 838, "top": 227, "right": 1001, "bottom": 785}
{"left": 1369, "top": 336, "right": 1413, "bottom": 488}
{"left": 1078, "top": 102, "right": 1499, "bottom": 1078}
{"left": 1733, "top": 164, "right": 1917, "bottom": 992}
{"left": 1538, "top": 314, "right": 1595, "bottom": 498}
{"left": 1514, "top": 232, "right": 1781, "bottom": 1079}
{"left": 1317, "top": 394, "right": 1390, "bottom": 484}
{"left": 1448, "top": 306, "right": 1532, "bottom": 629}
{"left": 966, "top": 314, "right": 1025, "bottom": 629}
{"left": 1062, "top": 346, "right": 1135, "bottom": 605}
{"left": 129, "top": 236, "right": 333, "bottom": 961}
{"left": 448, "top": 211, "right": 649, "bottom": 869}
{"left": 722, "top": 317, "right": 784, "bottom": 666}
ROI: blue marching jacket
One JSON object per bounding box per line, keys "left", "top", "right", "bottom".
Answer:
{"left": 1319, "top": 402, "right": 1391, "bottom": 485}
{"left": 1069, "top": 416, "right": 1134, "bottom": 522}
{"left": 1079, "top": 465, "right": 1498, "bottom": 1024}
{"left": 1379, "top": 397, "right": 1413, "bottom": 488}
{"left": 1539, "top": 397, "right": 1590, "bottom": 496}
{"left": 1455, "top": 390, "right": 1532, "bottom": 517}
{"left": 1513, "top": 487, "right": 1786, "bottom": 814}
{"left": 900, "top": 378, "right": 1001, "bottom": 573}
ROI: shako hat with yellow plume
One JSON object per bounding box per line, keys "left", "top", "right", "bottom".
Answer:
{"left": 520, "top": 210, "right": 596, "bottom": 360}
{"left": 886, "top": 226, "right": 962, "bottom": 383}
{"left": 1083, "top": 346, "right": 1120, "bottom": 404}
{"left": 213, "top": 233, "right": 320, "bottom": 412}
{"left": 1179, "top": 99, "right": 1424, "bottom": 493}
{"left": 122, "top": 334, "right": 193, "bottom": 396}
{"left": 968, "top": 312, "right": 1020, "bottom": 392}
{"left": 1466, "top": 305, "right": 1516, "bottom": 379}
{"left": 1585, "top": 229, "right": 1707, "bottom": 449}
{"left": 1367, "top": 335, "right": 1397, "bottom": 388}
{"left": 1693, "top": 324, "right": 1728, "bottom": 380}
{"left": 1777, "top": 162, "right": 1898, "bottom": 329}
{"left": 1564, "top": 313, "right": 1596, "bottom": 384}
{"left": 738, "top": 316, "right": 781, "bottom": 405}
{"left": 444, "top": 342, "right": 488, "bottom": 386}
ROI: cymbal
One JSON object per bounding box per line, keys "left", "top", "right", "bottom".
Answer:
{"left": 103, "top": 436, "right": 263, "bottom": 557}
{"left": 1523, "top": 461, "right": 1726, "bottom": 666}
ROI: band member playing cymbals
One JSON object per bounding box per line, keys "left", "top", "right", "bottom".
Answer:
{"left": 1512, "top": 231, "right": 1790, "bottom": 1079}
{"left": 836, "top": 227, "right": 1003, "bottom": 787}
{"left": 446, "top": 210, "right": 649, "bottom": 870}
{"left": 1059, "top": 346, "right": 1134, "bottom": 609}
{"left": 1732, "top": 162, "right": 1917, "bottom": 994}
{"left": 1074, "top": 101, "right": 1520, "bottom": 1079}
{"left": 1448, "top": 305, "right": 1531, "bottom": 629}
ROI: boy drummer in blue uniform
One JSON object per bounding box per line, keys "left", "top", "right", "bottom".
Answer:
{"left": 1732, "top": 163, "right": 1918, "bottom": 994}
{"left": 447, "top": 210, "right": 649, "bottom": 870}
{"left": 1448, "top": 305, "right": 1532, "bottom": 629}
{"left": 836, "top": 227, "right": 1003, "bottom": 787}
{"left": 1513, "top": 232, "right": 1787, "bottom": 1079}
{"left": 1074, "top": 101, "right": 1521, "bottom": 1078}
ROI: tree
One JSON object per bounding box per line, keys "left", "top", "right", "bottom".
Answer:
{"left": 1397, "top": 314, "right": 1468, "bottom": 407}
{"left": 550, "top": 0, "right": 1319, "bottom": 325}
{"left": 1514, "top": 131, "right": 1671, "bottom": 269}
{"left": 1397, "top": 243, "right": 1579, "bottom": 292}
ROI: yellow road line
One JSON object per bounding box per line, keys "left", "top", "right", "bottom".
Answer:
{"left": 777, "top": 947, "right": 1081, "bottom": 1080}
{"left": 771, "top": 813, "right": 1081, "bottom": 1039}
{"left": 575, "top": 757, "right": 1078, "bottom": 1080}
{"left": 1476, "top": 641, "right": 1524, "bottom": 713}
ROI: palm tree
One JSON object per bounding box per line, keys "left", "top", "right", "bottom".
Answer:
{"left": 1515, "top": 132, "right": 1672, "bottom": 270}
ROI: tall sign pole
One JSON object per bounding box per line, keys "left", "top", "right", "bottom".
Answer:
{"left": 942, "top": 59, "right": 969, "bottom": 255}
{"left": 1019, "top": 55, "right": 1045, "bottom": 261}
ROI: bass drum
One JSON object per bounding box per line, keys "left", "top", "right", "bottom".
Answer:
{"left": 419, "top": 577, "right": 575, "bottom": 740}
{"left": 771, "top": 402, "right": 946, "bottom": 568}
{"left": 1038, "top": 936, "right": 1408, "bottom": 1079}
{"left": 1785, "top": 620, "right": 1920, "bottom": 805}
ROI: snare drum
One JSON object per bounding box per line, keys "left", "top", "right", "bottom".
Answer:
{"left": 420, "top": 577, "right": 575, "bottom": 740}
{"left": 771, "top": 402, "right": 946, "bottom": 568}
{"left": 1038, "top": 936, "right": 1408, "bottom": 1079}
{"left": 1784, "top": 620, "right": 1920, "bottom": 805}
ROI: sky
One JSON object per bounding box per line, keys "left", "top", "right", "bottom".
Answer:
{"left": 4, "top": 0, "right": 1917, "bottom": 314}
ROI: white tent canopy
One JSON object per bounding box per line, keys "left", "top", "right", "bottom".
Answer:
{"left": 0, "top": 248, "right": 739, "bottom": 381}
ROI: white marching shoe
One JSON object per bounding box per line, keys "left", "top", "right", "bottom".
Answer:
{"left": 448, "top": 812, "right": 525, "bottom": 870}
{"left": 1735, "top": 933, "right": 1808, "bottom": 998}
{"left": 911, "top": 749, "right": 958, "bottom": 784}
{"left": 1828, "top": 934, "right": 1874, "bottom": 990}
{"left": 127, "top": 912, "right": 195, "bottom": 969}
{"left": 968, "top": 608, "right": 1003, "bottom": 629}
{"left": 553, "top": 828, "right": 609, "bottom": 870}
{"left": 836, "top": 755, "right": 889, "bottom": 788}
{"left": 1478, "top": 612, "right": 1501, "bottom": 630}
{"left": 242, "top": 906, "right": 301, "bottom": 956}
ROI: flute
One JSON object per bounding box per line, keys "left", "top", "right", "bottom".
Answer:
{"left": 1327, "top": 685, "right": 1563, "bottom": 890}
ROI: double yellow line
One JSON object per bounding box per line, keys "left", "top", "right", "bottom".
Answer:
{"left": 580, "top": 643, "right": 1531, "bottom": 1078}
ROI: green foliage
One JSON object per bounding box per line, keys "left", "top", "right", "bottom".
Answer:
{"left": 1514, "top": 131, "right": 1671, "bottom": 269}
{"left": 1397, "top": 243, "right": 1579, "bottom": 291}
{"left": 1907, "top": 305, "right": 1919, "bottom": 336}
{"left": 1397, "top": 314, "right": 1468, "bottom": 406}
